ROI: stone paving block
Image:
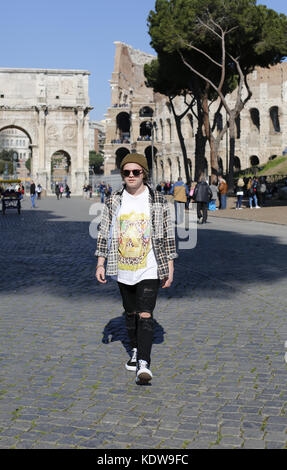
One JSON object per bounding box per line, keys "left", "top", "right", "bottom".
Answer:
{"left": 243, "top": 439, "right": 265, "bottom": 449}
{"left": 220, "top": 436, "right": 244, "bottom": 447}
{"left": 264, "top": 441, "right": 286, "bottom": 449}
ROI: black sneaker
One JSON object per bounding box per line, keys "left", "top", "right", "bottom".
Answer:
{"left": 125, "top": 348, "right": 137, "bottom": 371}
{"left": 136, "top": 360, "right": 153, "bottom": 384}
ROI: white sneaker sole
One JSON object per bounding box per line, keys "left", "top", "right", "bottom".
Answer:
{"left": 125, "top": 363, "right": 137, "bottom": 371}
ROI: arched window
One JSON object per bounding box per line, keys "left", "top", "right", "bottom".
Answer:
{"left": 167, "top": 158, "right": 172, "bottom": 182}
{"left": 218, "top": 157, "right": 223, "bottom": 175}
{"left": 144, "top": 146, "right": 157, "bottom": 170}
{"left": 116, "top": 147, "right": 130, "bottom": 169}
{"left": 235, "top": 115, "right": 241, "bottom": 139}
{"left": 116, "top": 112, "right": 130, "bottom": 142}
{"left": 166, "top": 118, "right": 172, "bottom": 142}
{"left": 250, "top": 155, "right": 260, "bottom": 167}
{"left": 270, "top": 106, "right": 280, "bottom": 133}
{"left": 139, "top": 106, "right": 154, "bottom": 118}
{"left": 250, "top": 108, "right": 260, "bottom": 131}
{"left": 177, "top": 156, "right": 181, "bottom": 178}
{"left": 215, "top": 112, "right": 223, "bottom": 132}
{"left": 160, "top": 119, "right": 164, "bottom": 141}
{"left": 139, "top": 122, "right": 151, "bottom": 139}
{"left": 234, "top": 156, "right": 241, "bottom": 171}
{"left": 187, "top": 114, "right": 194, "bottom": 137}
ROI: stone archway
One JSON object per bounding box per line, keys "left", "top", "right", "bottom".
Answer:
{"left": 50, "top": 150, "right": 71, "bottom": 191}
{"left": 139, "top": 106, "right": 154, "bottom": 118}
{"left": 0, "top": 124, "right": 32, "bottom": 179}
{"left": 116, "top": 112, "right": 131, "bottom": 142}
{"left": 144, "top": 146, "right": 157, "bottom": 170}
{"left": 139, "top": 121, "right": 151, "bottom": 139}
{"left": 116, "top": 147, "right": 130, "bottom": 169}
{"left": 234, "top": 156, "right": 241, "bottom": 171}
{"left": 0, "top": 68, "right": 91, "bottom": 194}
{"left": 250, "top": 155, "right": 260, "bottom": 167}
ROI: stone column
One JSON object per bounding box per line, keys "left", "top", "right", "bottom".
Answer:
{"left": 75, "top": 107, "right": 87, "bottom": 193}
{"left": 34, "top": 106, "right": 48, "bottom": 190}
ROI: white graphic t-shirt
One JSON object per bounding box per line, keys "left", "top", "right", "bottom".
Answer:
{"left": 117, "top": 187, "right": 158, "bottom": 285}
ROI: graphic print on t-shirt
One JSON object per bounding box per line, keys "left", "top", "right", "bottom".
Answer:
{"left": 118, "top": 211, "right": 151, "bottom": 271}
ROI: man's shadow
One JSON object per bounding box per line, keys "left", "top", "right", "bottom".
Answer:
{"left": 102, "top": 312, "right": 166, "bottom": 357}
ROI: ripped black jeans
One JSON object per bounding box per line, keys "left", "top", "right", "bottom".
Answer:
{"left": 118, "top": 279, "right": 160, "bottom": 365}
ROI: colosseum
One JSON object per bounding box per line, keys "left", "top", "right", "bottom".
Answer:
{"left": 104, "top": 41, "right": 287, "bottom": 184}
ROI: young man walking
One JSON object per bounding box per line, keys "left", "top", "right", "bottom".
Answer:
{"left": 193, "top": 176, "right": 213, "bottom": 224}
{"left": 95, "top": 153, "right": 177, "bottom": 384}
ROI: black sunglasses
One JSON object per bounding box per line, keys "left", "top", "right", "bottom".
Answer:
{"left": 122, "top": 169, "right": 143, "bottom": 177}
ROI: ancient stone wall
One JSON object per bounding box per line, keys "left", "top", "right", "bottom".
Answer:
{"left": 0, "top": 68, "right": 92, "bottom": 194}
{"left": 105, "top": 43, "right": 287, "bottom": 183}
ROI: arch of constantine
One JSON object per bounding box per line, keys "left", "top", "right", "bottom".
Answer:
{"left": 0, "top": 68, "right": 92, "bottom": 194}
{"left": 104, "top": 42, "right": 287, "bottom": 184}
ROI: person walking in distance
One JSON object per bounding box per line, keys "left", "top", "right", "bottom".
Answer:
{"left": 95, "top": 153, "right": 177, "bottom": 384}
{"left": 30, "top": 181, "right": 36, "bottom": 208}
{"left": 235, "top": 177, "right": 245, "bottom": 209}
{"left": 193, "top": 176, "right": 213, "bottom": 224}
{"left": 218, "top": 176, "right": 228, "bottom": 209}
{"left": 170, "top": 177, "right": 189, "bottom": 225}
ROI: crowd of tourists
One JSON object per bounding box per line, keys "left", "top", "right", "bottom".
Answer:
{"left": 54, "top": 182, "right": 71, "bottom": 200}
{"left": 154, "top": 174, "right": 273, "bottom": 224}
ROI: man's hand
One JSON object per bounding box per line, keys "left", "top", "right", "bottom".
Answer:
{"left": 96, "top": 266, "right": 107, "bottom": 284}
{"left": 161, "top": 260, "right": 174, "bottom": 288}
{"left": 161, "top": 276, "right": 173, "bottom": 288}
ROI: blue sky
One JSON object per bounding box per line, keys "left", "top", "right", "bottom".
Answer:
{"left": 0, "top": 0, "right": 286, "bottom": 121}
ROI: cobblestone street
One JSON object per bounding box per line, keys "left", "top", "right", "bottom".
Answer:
{"left": 0, "top": 195, "right": 287, "bottom": 449}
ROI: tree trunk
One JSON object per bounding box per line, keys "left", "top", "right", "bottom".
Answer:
{"left": 169, "top": 98, "right": 191, "bottom": 185}
{"left": 172, "top": 115, "right": 190, "bottom": 184}
{"left": 202, "top": 92, "right": 218, "bottom": 183}
{"left": 194, "top": 99, "right": 207, "bottom": 182}
{"left": 227, "top": 114, "right": 236, "bottom": 191}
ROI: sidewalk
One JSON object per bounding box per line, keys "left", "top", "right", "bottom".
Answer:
{"left": 0, "top": 196, "right": 287, "bottom": 449}
{"left": 209, "top": 197, "right": 287, "bottom": 225}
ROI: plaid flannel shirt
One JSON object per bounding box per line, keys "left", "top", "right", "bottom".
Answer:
{"left": 95, "top": 185, "right": 178, "bottom": 280}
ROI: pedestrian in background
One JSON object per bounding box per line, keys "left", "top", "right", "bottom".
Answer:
{"left": 99, "top": 182, "right": 106, "bottom": 203}
{"left": 170, "top": 177, "right": 189, "bottom": 225}
{"left": 218, "top": 176, "right": 228, "bottom": 209}
{"left": 30, "top": 181, "right": 36, "bottom": 208}
{"left": 235, "top": 177, "right": 244, "bottom": 210}
{"left": 55, "top": 183, "right": 60, "bottom": 200}
{"left": 36, "top": 183, "right": 42, "bottom": 200}
{"left": 247, "top": 177, "right": 260, "bottom": 209}
{"left": 258, "top": 177, "right": 267, "bottom": 207}
{"left": 65, "top": 184, "right": 71, "bottom": 198}
{"left": 209, "top": 179, "right": 218, "bottom": 211}
{"left": 193, "top": 176, "right": 212, "bottom": 224}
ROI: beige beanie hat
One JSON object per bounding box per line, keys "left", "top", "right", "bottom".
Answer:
{"left": 120, "top": 153, "right": 149, "bottom": 171}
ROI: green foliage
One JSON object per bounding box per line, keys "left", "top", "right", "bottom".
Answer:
{"left": 89, "top": 151, "right": 104, "bottom": 174}
{"left": 0, "top": 160, "right": 13, "bottom": 174}
{"left": 147, "top": 0, "right": 287, "bottom": 100}
{"left": 25, "top": 157, "right": 31, "bottom": 173}
{"left": 0, "top": 149, "right": 16, "bottom": 162}
{"left": 146, "top": 0, "right": 287, "bottom": 182}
